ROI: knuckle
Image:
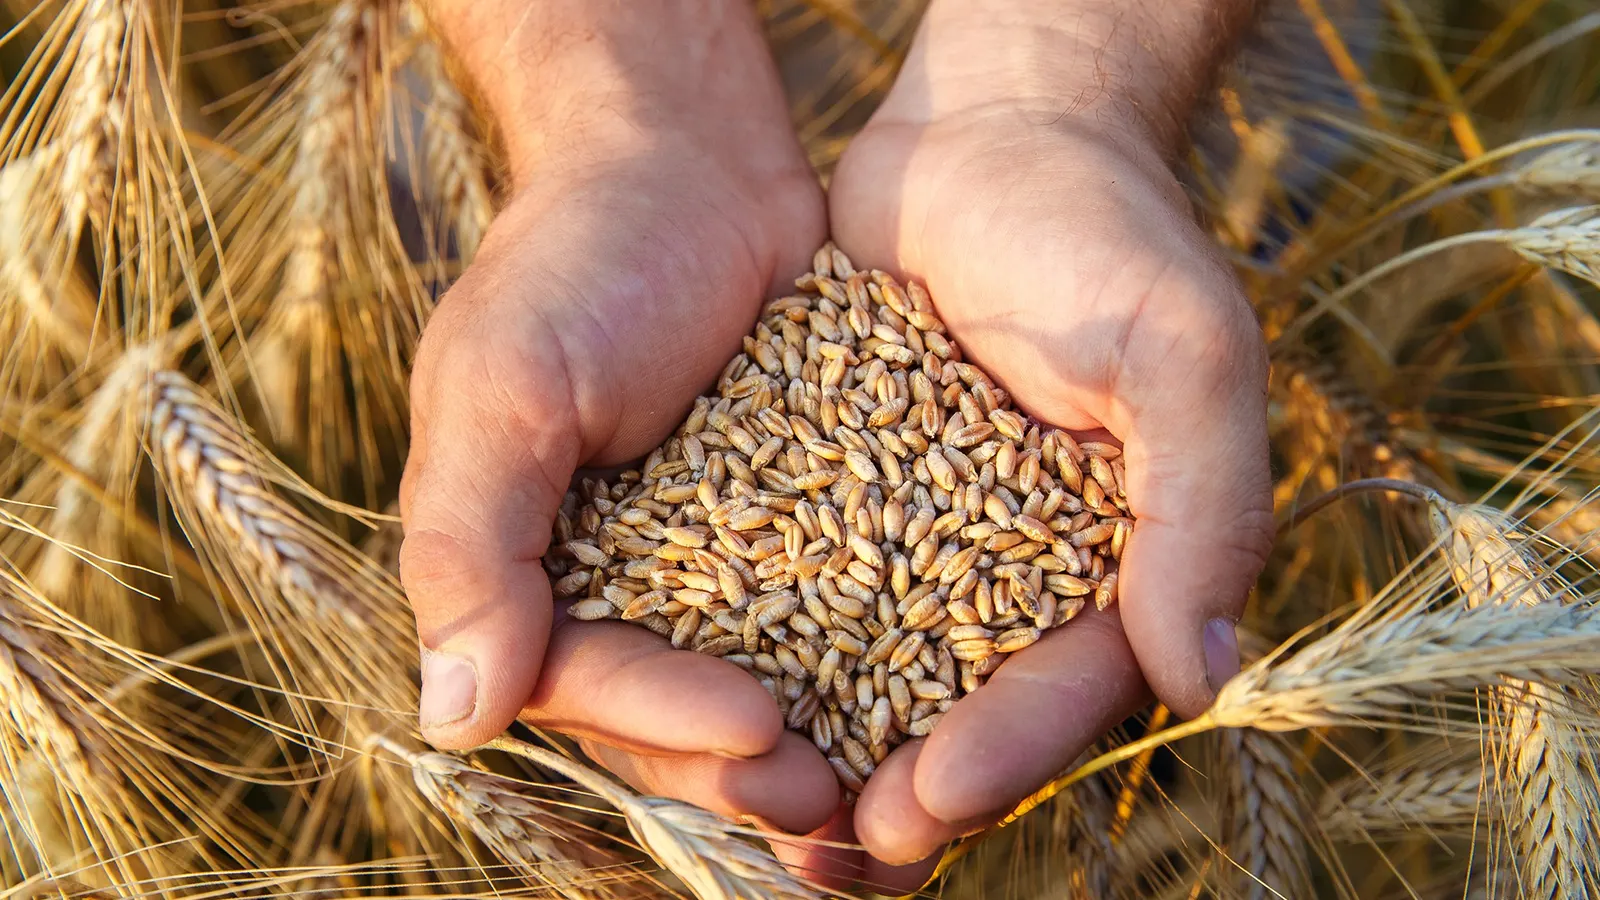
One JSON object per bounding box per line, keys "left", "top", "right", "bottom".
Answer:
{"left": 398, "top": 528, "right": 481, "bottom": 613}
{"left": 1218, "top": 503, "right": 1277, "bottom": 580}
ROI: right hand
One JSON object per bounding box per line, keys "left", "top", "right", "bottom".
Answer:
{"left": 396, "top": 89, "right": 862, "bottom": 877}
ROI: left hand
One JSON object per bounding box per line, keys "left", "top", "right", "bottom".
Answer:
{"left": 825, "top": 56, "right": 1275, "bottom": 879}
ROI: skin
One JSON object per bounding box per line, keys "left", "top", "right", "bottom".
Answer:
{"left": 404, "top": 0, "right": 1270, "bottom": 891}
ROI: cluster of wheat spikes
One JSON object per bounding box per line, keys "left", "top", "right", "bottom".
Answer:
{"left": 0, "top": 0, "right": 1598, "bottom": 898}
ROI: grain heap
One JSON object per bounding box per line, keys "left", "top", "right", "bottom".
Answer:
{"left": 546, "top": 244, "right": 1133, "bottom": 792}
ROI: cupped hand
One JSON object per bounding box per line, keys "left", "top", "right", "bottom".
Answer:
{"left": 397, "top": 113, "right": 862, "bottom": 864}
{"left": 827, "top": 103, "right": 1275, "bottom": 867}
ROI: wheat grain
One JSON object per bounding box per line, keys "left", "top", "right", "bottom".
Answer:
{"left": 548, "top": 243, "right": 1132, "bottom": 790}
{"left": 1430, "top": 500, "right": 1600, "bottom": 898}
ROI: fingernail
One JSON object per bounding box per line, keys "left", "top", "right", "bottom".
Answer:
{"left": 1203, "top": 618, "right": 1240, "bottom": 695}
{"left": 420, "top": 651, "right": 478, "bottom": 728}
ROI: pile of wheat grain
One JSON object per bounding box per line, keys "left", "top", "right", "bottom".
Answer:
{"left": 547, "top": 245, "right": 1131, "bottom": 791}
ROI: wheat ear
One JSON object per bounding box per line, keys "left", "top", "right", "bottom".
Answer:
{"left": 0, "top": 152, "right": 97, "bottom": 368}
{"left": 404, "top": 1, "right": 495, "bottom": 264}
{"left": 145, "top": 371, "right": 418, "bottom": 731}
{"left": 1319, "top": 750, "right": 1486, "bottom": 839}
{"left": 0, "top": 571, "right": 270, "bottom": 892}
{"left": 1431, "top": 500, "right": 1600, "bottom": 898}
{"left": 1214, "top": 730, "right": 1315, "bottom": 900}
{"left": 27, "top": 343, "right": 166, "bottom": 643}
{"left": 55, "top": 0, "right": 127, "bottom": 241}
{"left": 373, "top": 737, "right": 643, "bottom": 900}
{"left": 1517, "top": 142, "right": 1600, "bottom": 198}
{"left": 250, "top": 0, "right": 363, "bottom": 456}
{"left": 483, "top": 736, "right": 826, "bottom": 900}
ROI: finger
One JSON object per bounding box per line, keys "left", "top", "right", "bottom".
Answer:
{"left": 521, "top": 619, "right": 782, "bottom": 758}
{"left": 1114, "top": 277, "right": 1274, "bottom": 718}
{"left": 400, "top": 312, "right": 583, "bottom": 750}
{"left": 861, "top": 852, "right": 942, "bottom": 898}
{"left": 580, "top": 731, "right": 839, "bottom": 836}
{"left": 911, "top": 609, "right": 1150, "bottom": 824}
{"left": 767, "top": 804, "right": 863, "bottom": 892}
{"left": 854, "top": 740, "right": 966, "bottom": 867}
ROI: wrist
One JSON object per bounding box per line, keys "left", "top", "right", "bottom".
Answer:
{"left": 874, "top": 0, "right": 1261, "bottom": 159}
{"left": 423, "top": 0, "right": 803, "bottom": 190}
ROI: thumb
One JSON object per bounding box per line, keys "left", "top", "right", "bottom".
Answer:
{"left": 399, "top": 343, "right": 580, "bottom": 750}
{"left": 1114, "top": 295, "right": 1274, "bottom": 719}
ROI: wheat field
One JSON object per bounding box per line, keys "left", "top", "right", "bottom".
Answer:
{"left": 1, "top": 0, "right": 1599, "bottom": 898}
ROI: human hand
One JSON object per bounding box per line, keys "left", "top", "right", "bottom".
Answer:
{"left": 825, "top": 0, "right": 1274, "bottom": 869}
{"left": 400, "top": 0, "right": 857, "bottom": 878}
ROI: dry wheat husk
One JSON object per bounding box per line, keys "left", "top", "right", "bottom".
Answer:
{"left": 547, "top": 243, "right": 1133, "bottom": 790}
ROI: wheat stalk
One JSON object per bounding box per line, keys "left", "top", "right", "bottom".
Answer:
{"left": 1430, "top": 499, "right": 1600, "bottom": 898}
